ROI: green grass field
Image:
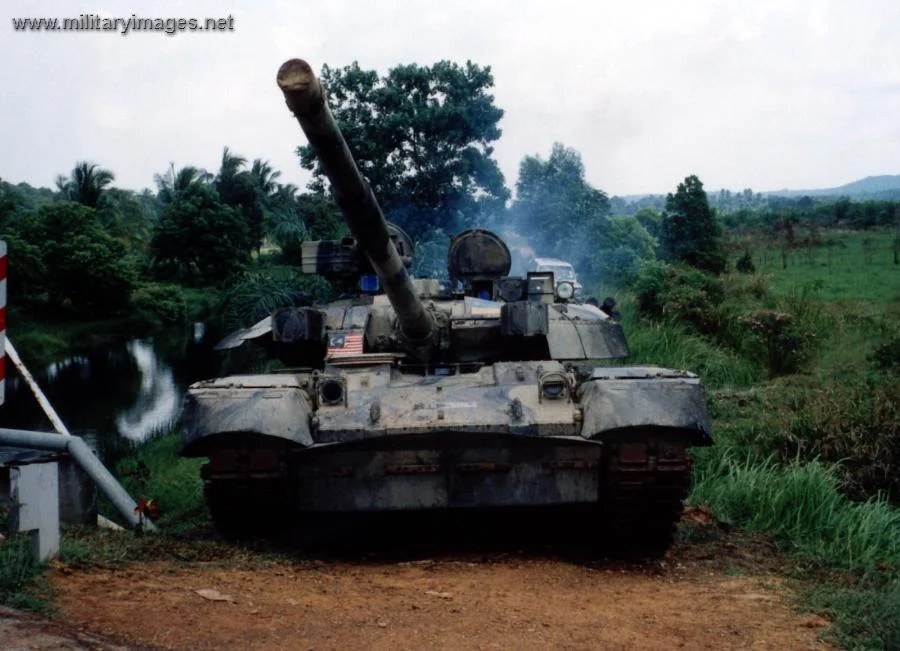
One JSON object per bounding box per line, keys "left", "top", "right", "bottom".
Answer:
{"left": 754, "top": 230, "right": 900, "bottom": 306}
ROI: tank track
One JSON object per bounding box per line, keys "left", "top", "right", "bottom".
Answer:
{"left": 598, "top": 437, "right": 693, "bottom": 556}
{"left": 202, "top": 438, "right": 693, "bottom": 553}
{"left": 202, "top": 453, "right": 292, "bottom": 539}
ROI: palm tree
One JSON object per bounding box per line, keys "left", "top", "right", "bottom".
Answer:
{"left": 154, "top": 164, "right": 211, "bottom": 204}
{"left": 57, "top": 161, "right": 115, "bottom": 208}
{"left": 250, "top": 159, "right": 282, "bottom": 198}
{"left": 215, "top": 147, "right": 248, "bottom": 199}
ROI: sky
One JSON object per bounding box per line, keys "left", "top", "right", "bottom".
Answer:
{"left": 2, "top": 0, "right": 899, "bottom": 197}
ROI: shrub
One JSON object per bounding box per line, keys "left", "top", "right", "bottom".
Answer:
{"left": 738, "top": 310, "right": 817, "bottom": 375}
{"left": 718, "top": 378, "right": 900, "bottom": 501}
{"left": 632, "top": 261, "right": 725, "bottom": 334}
{"left": 735, "top": 250, "right": 756, "bottom": 274}
{"left": 131, "top": 283, "right": 188, "bottom": 327}
{"left": 4, "top": 202, "right": 137, "bottom": 317}
{"left": 872, "top": 334, "right": 900, "bottom": 373}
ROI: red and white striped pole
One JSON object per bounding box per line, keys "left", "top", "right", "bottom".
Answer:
{"left": 0, "top": 240, "right": 6, "bottom": 405}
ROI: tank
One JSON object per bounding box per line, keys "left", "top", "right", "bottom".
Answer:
{"left": 180, "top": 58, "right": 712, "bottom": 553}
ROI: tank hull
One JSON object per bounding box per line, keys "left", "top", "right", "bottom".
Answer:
{"left": 183, "top": 363, "right": 710, "bottom": 546}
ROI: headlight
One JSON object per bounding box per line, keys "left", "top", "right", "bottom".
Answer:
{"left": 556, "top": 281, "right": 574, "bottom": 300}
{"left": 539, "top": 371, "right": 570, "bottom": 401}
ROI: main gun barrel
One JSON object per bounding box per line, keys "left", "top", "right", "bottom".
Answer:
{"left": 277, "top": 58, "right": 434, "bottom": 342}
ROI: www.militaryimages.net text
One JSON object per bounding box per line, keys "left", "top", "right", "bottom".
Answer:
{"left": 11, "top": 14, "right": 235, "bottom": 36}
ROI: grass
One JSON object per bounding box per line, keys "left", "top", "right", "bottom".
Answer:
{"left": 0, "top": 533, "right": 52, "bottom": 613}
{"left": 690, "top": 449, "right": 900, "bottom": 573}
{"left": 806, "top": 579, "right": 900, "bottom": 651}
{"left": 618, "top": 302, "right": 757, "bottom": 389}
{"left": 100, "top": 423, "right": 208, "bottom": 535}
{"left": 680, "top": 229, "right": 900, "bottom": 649}
{"left": 754, "top": 230, "right": 900, "bottom": 306}
{"left": 689, "top": 397, "right": 900, "bottom": 648}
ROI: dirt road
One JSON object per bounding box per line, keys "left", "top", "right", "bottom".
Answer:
{"left": 48, "top": 533, "right": 833, "bottom": 650}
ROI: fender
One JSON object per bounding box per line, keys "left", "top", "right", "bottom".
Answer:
{"left": 578, "top": 366, "right": 712, "bottom": 444}
{"left": 181, "top": 374, "right": 314, "bottom": 457}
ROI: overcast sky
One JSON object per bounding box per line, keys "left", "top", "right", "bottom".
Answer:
{"left": 2, "top": 0, "right": 898, "bottom": 197}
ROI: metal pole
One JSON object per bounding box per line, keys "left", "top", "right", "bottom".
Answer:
{"left": 0, "top": 427, "right": 155, "bottom": 531}
{"left": 5, "top": 339, "right": 70, "bottom": 435}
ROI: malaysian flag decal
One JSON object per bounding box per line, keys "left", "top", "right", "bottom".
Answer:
{"left": 327, "top": 331, "right": 364, "bottom": 356}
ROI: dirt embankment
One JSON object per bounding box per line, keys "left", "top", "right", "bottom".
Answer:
{"left": 47, "top": 544, "right": 833, "bottom": 650}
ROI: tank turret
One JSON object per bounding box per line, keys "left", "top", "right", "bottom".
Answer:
{"left": 276, "top": 59, "right": 434, "bottom": 344}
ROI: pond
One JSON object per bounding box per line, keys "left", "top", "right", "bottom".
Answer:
{"left": 0, "top": 324, "right": 221, "bottom": 450}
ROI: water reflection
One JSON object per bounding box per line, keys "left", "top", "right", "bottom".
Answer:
{"left": 0, "top": 329, "right": 218, "bottom": 446}
{"left": 115, "top": 340, "right": 180, "bottom": 442}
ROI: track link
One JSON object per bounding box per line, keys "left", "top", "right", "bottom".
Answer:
{"left": 599, "top": 437, "right": 693, "bottom": 556}
{"left": 202, "top": 450, "right": 292, "bottom": 538}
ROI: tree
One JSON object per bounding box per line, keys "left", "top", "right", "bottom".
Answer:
{"left": 96, "top": 188, "right": 156, "bottom": 252}
{"left": 155, "top": 164, "right": 211, "bottom": 204}
{"left": 660, "top": 175, "right": 726, "bottom": 274}
{"left": 56, "top": 161, "right": 115, "bottom": 208}
{"left": 4, "top": 202, "right": 136, "bottom": 315}
{"left": 634, "top": 208, "right": 663, "bottom": 240}
{"left": 249, "top": 159, "right": 281, "bottom": 197}
{"left": 214, "top": 148, "right": 271, "bottom": 253}
{"left": 150, "top": 182, "right": 252, "bottom": 283}
{"left": 297, "top": 60, "right": 510, "bottom": 241}
{"left": 511, "top": 144, "right": 615, "bottom": 280}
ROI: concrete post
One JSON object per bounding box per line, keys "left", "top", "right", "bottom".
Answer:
{"left": 10, "top": 462, "right": 60, "bottom": 561}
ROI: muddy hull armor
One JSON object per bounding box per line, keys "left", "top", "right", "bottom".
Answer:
{"left": 180, "top": 59, "right": 712, "bottom": 552}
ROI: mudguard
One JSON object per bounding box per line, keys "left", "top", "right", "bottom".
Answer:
{"left": 181, "top": 374, "right": 314, "bottom": 457}
{"left": 578, "top": 366, "right": 712, "bottom": 443}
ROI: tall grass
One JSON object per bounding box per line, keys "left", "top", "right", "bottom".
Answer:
{"left": 807, "top": 579, "right": 900, "bottom": 650}
{"left": 616, "top": 296, "right": 757, "bottom": 388}
{"left": 0, "top": 534, "right": 50, "bottom": 612}
{"left": 103, "top": 423, "right": 207, "bottom": 534}
{"left": 690, "top": 448, "right": 900, "bottom": 573}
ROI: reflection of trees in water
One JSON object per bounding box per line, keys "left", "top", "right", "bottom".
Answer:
{"left": 116, "top": 340, "right": 181, "bottom": 442}
{"left": 0, "top": 326, "right": 224, "bottom": 451}
{"left": 160, "top": 324, "right": 225, "bottom": 389}
{"left": 3, "top": 342, "right": 142, "bottom": 436}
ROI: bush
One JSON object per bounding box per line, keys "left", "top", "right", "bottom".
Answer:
{"left": 735, "top": 250, "right": 756, "bottom": 274}
{"left": 632, "top": 261, "right": 725, "bottom": 334}
{"left": 737, "top": 310, "right": 817, "bottom": 376}
{"left": 713, "top": 378, "right": 900, "bottom": 501}
{"left": 131, "top": 283, "right": 188, "bottom": 327}
{"left": 872, "top": 334, "right": 900, "bottom": 373}
{"left": 3, "top": 202, "right": 137, "bottom": 317}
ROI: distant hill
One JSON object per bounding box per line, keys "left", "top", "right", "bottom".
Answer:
{"left": 764, "top": 175, "right": 900, "bottom": 200}
{"left": 616, "top": 175, "right": 900, "bottom": 204}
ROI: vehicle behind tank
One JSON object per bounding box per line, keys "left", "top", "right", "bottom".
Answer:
{"left": 180, "top": 58, "right": 712, "bottom": 553}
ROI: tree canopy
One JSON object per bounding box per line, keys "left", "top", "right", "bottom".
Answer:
{"left": 511, "top": 143, "right": 659, "bottom": 285}
{"left": 5, "top": 202, "right": 136, "bottom": 315}
{"left": 297, "top": 60, "right": 510, "bottom": 241}
{"left": 56, "top": 162, "right": 115, "bottom": 208}
{"left": 660, "top": 175, "right": 726, "bottom": 274}
{"left": 512, "top": 144, "right": 611, "bottom": 274}
{"left": 150, "top": 181, "right": 252, "bottom": 283}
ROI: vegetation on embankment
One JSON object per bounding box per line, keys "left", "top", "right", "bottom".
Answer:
{"left": 619, "top": 224, "right": 899, "bottom": 649}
